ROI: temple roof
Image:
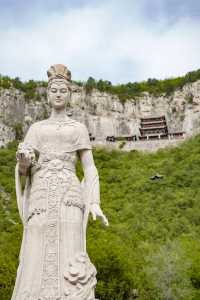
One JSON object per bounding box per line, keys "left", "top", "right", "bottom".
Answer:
{"left": 140, "top": 116, "right": 166, "bottom": 122}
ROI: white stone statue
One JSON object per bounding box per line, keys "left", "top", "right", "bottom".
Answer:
{"left": 12, "top": 64, "right": 109, "bottom": 300}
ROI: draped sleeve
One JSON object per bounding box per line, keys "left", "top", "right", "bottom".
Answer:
{"left": 24, "top": 123, "right": 40, "bottom": 153}
{"left": 73, "top": 123, "right": 92, "bottom": 151}
{"left": 15, "top": 123, "right": 40, "bottom": 225}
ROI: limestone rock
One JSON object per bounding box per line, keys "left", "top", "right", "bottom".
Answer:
{"left": 1, "top": 80, "right": 200, "bottom": 150}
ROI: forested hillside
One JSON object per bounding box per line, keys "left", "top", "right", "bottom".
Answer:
{"left": 1, "top": 137, "right": 200, "bottom": 300}
{"left": 1, "top": 68, "right": 200, "bottom": 102}
{"left": 85, "top": 68, "right": 200, "bottom": 101}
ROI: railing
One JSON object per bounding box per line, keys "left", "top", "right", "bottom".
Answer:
{"left": 106, "top": 136, "right": 137, "bottom": 142}
{"left": 140, "top": 123, "right": 167, "bottom": 128}
{"left": 91, "top": 132, "right": 185, "bottom": 143}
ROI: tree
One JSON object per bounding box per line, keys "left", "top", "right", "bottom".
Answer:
{"left": 85, "top": 77, "right": 96, "bottom": 94}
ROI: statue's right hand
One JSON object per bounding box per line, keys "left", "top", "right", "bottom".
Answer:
{"left": 16, "top": 150, "right": 32, "bottom": 176}
{"left": 16, "top": 143, "right": 35, "bottom": 167}
{"left": 16, "top": 151, "right": 32, "bottom": 167}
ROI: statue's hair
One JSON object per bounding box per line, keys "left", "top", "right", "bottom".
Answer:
{"left": 47, "top": 64, "right": 72, "bottom": 91}
{"left": 47, "top": 78, "right": 72, "bottom": 92}
{"left": 47, "top": 64, "right": 71, "bottom": 81}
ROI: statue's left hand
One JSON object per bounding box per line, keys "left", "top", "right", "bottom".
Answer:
{"left": 90, "top": 204, "right": 109, "bottom": 226}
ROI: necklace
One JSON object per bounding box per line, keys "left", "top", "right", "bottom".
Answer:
{"left": 47, "top": 117, "right": 76, "bottom": 130}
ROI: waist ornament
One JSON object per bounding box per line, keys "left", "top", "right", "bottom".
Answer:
{"left": 32, "top": 153, "right": 76, "bottom": 175}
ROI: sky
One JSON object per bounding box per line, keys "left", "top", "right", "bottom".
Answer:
{"left": 0, "top": 0, "right": 200, "bottom": 83}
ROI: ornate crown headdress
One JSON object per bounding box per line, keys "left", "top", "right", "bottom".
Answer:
{"left": 47, "top": 64, "right": 71, "bottom": 82}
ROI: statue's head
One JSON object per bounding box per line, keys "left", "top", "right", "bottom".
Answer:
{"left": 47, "top": 64, "right": 71, "bottom": 110}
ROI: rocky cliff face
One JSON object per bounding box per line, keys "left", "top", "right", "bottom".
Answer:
{"left": 0, "top": 80, "right": 200, "bottom": 149}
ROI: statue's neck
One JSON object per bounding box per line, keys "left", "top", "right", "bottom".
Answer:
{"left": 50, "top": 109, "right": 68, "bottom": 121}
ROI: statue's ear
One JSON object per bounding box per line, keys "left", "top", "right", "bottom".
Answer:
{"left": 47, "top": 95, "right": 52, "bottom": 107}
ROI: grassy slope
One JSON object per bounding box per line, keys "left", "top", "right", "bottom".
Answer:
{"left": 1, "top": 138, "right": 200, "bottom": 299}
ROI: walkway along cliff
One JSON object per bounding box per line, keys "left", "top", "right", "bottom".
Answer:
{"left": 0, "top": 78, "right": 200, "bottom": 151}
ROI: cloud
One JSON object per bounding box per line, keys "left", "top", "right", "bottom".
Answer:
{"left": 0, "top": 0, "right": 199, "bottom": 83}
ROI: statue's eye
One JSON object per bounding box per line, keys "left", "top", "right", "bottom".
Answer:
{"left": 60, "top": 88, "right": 68, "bottom": 93}
{"left": 51, "top": 88, "right": 57, "bottom": 93}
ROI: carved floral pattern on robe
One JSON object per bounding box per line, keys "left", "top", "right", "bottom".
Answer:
{"left": 12, "top": 118, "right": 97, "bottom": 300}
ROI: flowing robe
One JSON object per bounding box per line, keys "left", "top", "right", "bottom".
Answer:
{"left": 12, "top": 118, "right": 97, "bottom": 300}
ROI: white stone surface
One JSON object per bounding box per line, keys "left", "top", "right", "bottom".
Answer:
{"left": 12, "top": 65, "right": 108, "bottom": 300}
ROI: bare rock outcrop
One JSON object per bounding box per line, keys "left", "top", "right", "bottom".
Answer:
{"left": 1, "top": 80, "right": 200, "bottom": 150}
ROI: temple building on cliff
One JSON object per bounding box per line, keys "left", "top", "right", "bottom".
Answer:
{"left": 105, "top": 115, "right": 185, "bottom": 143}
{"left": 138, "top": 115, "right": 185, "bottom": 140}
{"left": 139, "top": 116, "right": 168, "bottom": 140}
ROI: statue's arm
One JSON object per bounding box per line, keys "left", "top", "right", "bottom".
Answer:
{"left": 79, "top": 149, "right": 109, "bottom": 226}
{"left": 16, "top": 124, "right": 38, "bottom": 176}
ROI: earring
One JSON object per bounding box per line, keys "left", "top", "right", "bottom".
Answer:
{"left": 47, "top": 97, "right": 51, "bottom": 107}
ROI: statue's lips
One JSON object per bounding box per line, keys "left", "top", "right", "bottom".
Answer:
{"left": 54, "top": 99, "right": 65, "bottom": 105}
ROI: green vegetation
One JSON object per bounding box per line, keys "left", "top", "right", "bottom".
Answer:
{"left": 119, "top": 141, "right": 126, "bottom": 149}
{"left": 12, "top": 123, "right": 23, "bottom": 140}
{"left": 85, "top": 69, "right": 200, "bottom": 102}
{"left": 1, "top": 68, "right": 200, "bottom": 103}
{"left": 1, "top": 136, "right": 200, "bottom": 299}
{"left": 185, "top": 92, "right": 194, "bottom": 104}
{"left": 0, "top": 75, "right": 47, "bottom": 102}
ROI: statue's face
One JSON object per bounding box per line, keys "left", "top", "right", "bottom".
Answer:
{"left": 48, "top": 80, "right": 70, "bottom": 110}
